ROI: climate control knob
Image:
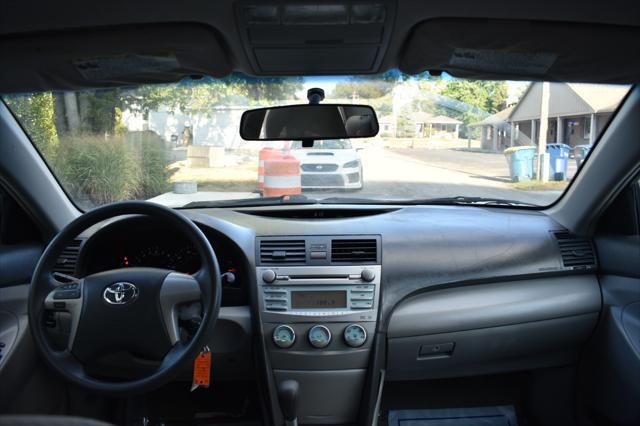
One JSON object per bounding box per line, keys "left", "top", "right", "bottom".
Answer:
{"left": 308, "top": 325, "right": 332, "bottom": 349}
{"left": 273, "top": 325, "right": 296, "bottom": 349}
{"left": 360, "top": 269, "right": 375, "bottom": 282}
{"left": 262, "top": 269, "right": 277, "bottom": 284}
{"left": 344, "top": 324, "right": 367, "bottom": 348}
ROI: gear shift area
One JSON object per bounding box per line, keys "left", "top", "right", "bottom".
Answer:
{"left": 278, "top": 379, "right": 300, "bottom": 426}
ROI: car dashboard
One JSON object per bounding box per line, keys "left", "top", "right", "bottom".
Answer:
{"left": 54, "top": 204, "right": 600, "bottom": 425}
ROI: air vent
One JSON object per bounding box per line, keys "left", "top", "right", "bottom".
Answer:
{"left": 53, "top": 238, "right": 83, "bottom": 276}
{"left": 554, "top": 232, "right": 596, "bottom": 270}
{"left": 331, "top": 239, "right": 377, "bottom": 263}
{"left": 260, "top": 240, "right": 306, "bottom": 264}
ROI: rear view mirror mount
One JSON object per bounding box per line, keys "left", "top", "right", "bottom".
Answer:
{"left": 240, "top": 104, "right": 379, "bottom": 142}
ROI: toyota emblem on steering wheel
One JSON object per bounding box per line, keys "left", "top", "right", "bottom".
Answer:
{"left": 103, "top": 282, "right": 139, "bottom": 305}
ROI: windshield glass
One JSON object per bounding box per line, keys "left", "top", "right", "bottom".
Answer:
{"left": 291, "top": 140, "right": 352, "bottom": 150}
{"left": 3, "top": 71, "right": 630, "bottom": 209}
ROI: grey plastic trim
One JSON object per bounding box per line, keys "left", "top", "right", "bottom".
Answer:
{"left": 159, "top": 272, "right": 201, "bottom": 345}
{"left": 273, "top": 369, "right": 367, "bottom": 425}
{"left": 388, "top": 275, "right": 601, "bottom": 338}
{"left": 387, "top": 312, "right": 599, "bottom": 380}
{"left": 44, "top": 279, "right": 84, "bottom": 350}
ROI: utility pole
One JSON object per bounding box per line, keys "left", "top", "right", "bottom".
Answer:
{"left": 537, "top": 82, "right": 550, "bottom": 182}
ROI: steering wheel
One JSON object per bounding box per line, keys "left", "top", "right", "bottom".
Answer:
{"left": 28, "top": 201, "right": 221, "bottom": 395}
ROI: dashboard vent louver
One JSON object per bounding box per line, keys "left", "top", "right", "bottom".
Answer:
{"left": 260, "top": 240, "right": 306, "bottom": 264}
{"left": 53, "top": 238, "right": 83, "bottom": 276}
{"left": 554, "top": 232, "right": 596, "bottom": 270}
{"left": 331, "top": 239, "right": 377, "bottom": 263}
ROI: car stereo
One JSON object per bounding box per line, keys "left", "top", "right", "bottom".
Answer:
{"left": 256, "top": 265, "right": 381, "bottom": 323}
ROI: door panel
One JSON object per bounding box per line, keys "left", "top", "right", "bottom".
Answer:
{"left": 583, "top": 181, "right": 640, "bottom": 425}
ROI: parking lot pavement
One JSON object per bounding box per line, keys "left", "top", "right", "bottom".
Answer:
{"left": 305, "top": 147, "right": 565, "bottom": 205}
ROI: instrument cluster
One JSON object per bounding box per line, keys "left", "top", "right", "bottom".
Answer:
{"left": 79, "top": 217, "right": 248, "bottom": 305}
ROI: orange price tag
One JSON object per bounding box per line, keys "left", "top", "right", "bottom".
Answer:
{"left": 192, "top": 350, "right": 211, "bottom": 389}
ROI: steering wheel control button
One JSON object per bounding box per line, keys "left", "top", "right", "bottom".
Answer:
{"left": 344, "top": 324, "right": 367, "bottom": 348}
{"left": 262, "top": 269, "right": 277, "bottom": 283}
{"left": 273, "top": 325, "right": 296, "bottom": 349}
{"left": 308, "top": 325, "right": 332, "bottom": 348}
{"left": 102, "top": 282, "right": 139, "bottom": 305}
{"left": 53, "top": 302, "right": 66, "bottom": 309}
{"left": 53, "top": 289, "right": 81, "bottom": 299}
{"left": 360, "top": 269, "right": 376, "bottom": 282}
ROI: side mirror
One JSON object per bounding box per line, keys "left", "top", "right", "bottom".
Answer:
{"left": 240, "top": 104, "right": 379, "bottom": 141}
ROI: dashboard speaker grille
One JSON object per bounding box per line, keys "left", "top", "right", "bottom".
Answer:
{"left": 53, "top": 238, "right": 83, "bottom": 276}
{"left": 554, "top": 232, "right": 596, "bottom": 270}
{"left": 331, "top": 239, "right": 377, "bottom": 263}
{"left": 260, "top": 240, "right": 306, "bottom": 264}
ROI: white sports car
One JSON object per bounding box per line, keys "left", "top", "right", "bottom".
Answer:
{"left": 290, "top": 139, "right": 363, "bottom": 190}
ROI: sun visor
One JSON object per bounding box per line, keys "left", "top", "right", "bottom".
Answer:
{"left": 400, "top": 19, "right": 640, "bottom": 83}
{"left": 0, "top": 24, "right": 232, "bottom": 94}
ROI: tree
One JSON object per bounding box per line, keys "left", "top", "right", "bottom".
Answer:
{"left": 440, "top": 80, "right": 508, "bottom": 115}
{"left": 122, "top": 74, "right": 304, "bottom": 118}
{"left": 4, "top": 92, "right": 59, "bottom": 156}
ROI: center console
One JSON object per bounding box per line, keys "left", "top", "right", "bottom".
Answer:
{"left": 256, "top": 236, "right": 381, "bottom": 425}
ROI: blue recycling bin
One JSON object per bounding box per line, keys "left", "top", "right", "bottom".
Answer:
{"left": 546, "top": 143, "right": 570, "bottom": 181}
{"left": 574, "top": 144, "right": 592, "bottom": 168}
{"left": 504, "top": 146, "right": 536, "bottom": 182}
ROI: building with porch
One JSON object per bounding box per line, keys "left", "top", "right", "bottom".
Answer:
{"left": 471, "top": 82, "right": 628, "bottom": 151}
{"left": 412, "top": 112, "right": 462, "bottom": 139}
{"left": 471, "top": 105, "right": 515, "bottom": 151}
{"left": 508, "top": 82, "right": 628, "bottom": 148}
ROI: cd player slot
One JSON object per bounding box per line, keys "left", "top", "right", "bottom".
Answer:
{"left": 287, "top": 274, "right": 350, "bottom": 280}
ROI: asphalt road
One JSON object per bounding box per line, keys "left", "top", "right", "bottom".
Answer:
{"left": 309, "top": 147, "right": 570, "bottom": 206}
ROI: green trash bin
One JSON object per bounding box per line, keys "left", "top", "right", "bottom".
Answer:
{"left": 504, "top": 146, "right": 536, "bottom": 182}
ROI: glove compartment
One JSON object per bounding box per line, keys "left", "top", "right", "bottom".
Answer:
{"left": 386, "top": 275, "right": 601, "bottom": 380}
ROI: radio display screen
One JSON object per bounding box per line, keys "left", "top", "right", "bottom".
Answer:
{"left": 291, "top": 290, "right": 347, "bottom": 309}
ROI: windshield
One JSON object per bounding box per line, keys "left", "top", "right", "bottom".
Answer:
{"left": 3, "top": 72, "right": 630, "bottom": 209}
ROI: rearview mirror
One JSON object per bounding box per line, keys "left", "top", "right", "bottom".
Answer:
{"left": 240, "top": 104, "right": 379, "bottom": 141}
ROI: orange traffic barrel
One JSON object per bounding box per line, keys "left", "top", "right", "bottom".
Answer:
{"left": 263, "top": 156, "right": 301, "bottom": 197}
{"left": 257, "top": 148, "right": 283, "bottom": 192}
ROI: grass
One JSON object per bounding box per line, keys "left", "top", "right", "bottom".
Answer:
{"left": 509, "top": 180, "right": 569, "bottom": 191}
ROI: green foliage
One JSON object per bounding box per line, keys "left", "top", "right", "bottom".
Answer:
{"left": 4, "top": 93, "right": 59, "bottom": 156}
{"left": 51, "top": 131, "right": 172, "bottom": 208}
{"left": 78, "top": 90, "right": 121, "bottom": 134}
{"left": 125, "top": 132, "right": 172, "bottom": 198}
{"left": 122, "top": 74, "right": 304, "bottom": 117}
{"left": 54, "top": 135, "right": 139, "bottom": 207}
{"left": 440, "top": 80, "right": 508, "bottom": 115}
